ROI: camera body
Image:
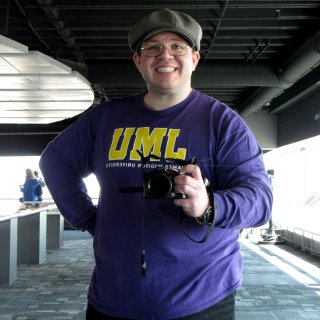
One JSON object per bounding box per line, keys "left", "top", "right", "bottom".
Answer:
{"left": 142, "top": 168, "right": 186, "bottom": 199}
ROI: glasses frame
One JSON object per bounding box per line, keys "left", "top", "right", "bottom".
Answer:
{"left": 139, "top": 43, "right": 193, "bottom": 57}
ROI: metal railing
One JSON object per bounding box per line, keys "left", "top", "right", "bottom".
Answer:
{"left": 278, "top": 226, "right": 320, "bottom": 257}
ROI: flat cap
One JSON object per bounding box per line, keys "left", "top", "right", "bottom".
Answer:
{"left": 128, "top": 9, "right": 202, "bottom": 52}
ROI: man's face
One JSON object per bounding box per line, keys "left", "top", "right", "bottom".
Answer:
{"left": 133, "top": 32, "right": 200, "bottom": 95}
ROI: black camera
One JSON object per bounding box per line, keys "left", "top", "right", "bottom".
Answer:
{"left": 118, "top": 150, "right": 196, "bottom": 199}
{"left": 142, "top": 168, "right": 187, "bottom": 199}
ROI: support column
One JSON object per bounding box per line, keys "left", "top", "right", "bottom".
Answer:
{"left": 17, "top": 211, "right": 47, "bottom": 265}
{"left": 0, "top": 217, "right": 17, "bottom": 285}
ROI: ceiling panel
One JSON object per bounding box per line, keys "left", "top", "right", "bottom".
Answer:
{"left": 3, "top": 53, "right": 69, "bottom": 73}
{"left": 0, "top": 34, "right": 94, "bottom": 124}
{"left": 0, "top": 34, "right": 28, "bottom": 53}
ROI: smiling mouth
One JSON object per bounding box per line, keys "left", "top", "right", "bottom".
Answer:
{"left": 156, "top": 67, "right": 176, "bottom": 73}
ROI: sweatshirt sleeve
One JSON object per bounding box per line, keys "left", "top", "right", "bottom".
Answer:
{"left": 39, "top": 106, "right": 104, "bottom": 236}
{"left": 212, "top": 110, "right": 273, "bottom": 230}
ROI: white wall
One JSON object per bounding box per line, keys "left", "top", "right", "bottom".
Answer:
{"left": 243, "top": 109, "right": 277, "bottom": 150}
{"left": 263, "top": 135, "right": 320, "bottom": 233}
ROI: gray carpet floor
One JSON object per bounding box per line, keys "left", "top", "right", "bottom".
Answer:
{"left": 0, "top": 231, "right": 319, "bottom": 320}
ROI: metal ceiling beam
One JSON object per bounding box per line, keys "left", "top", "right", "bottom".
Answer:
{"left": 13, "top": 0, "right": 52, "bottom": 54}
{"left": 239, "top": 30, "right": 320, "bottom": 118}
{"left": 4, "top": 0, "right": 11, "bottom": 35}
{"left": 33, "top": 0, "right": 84, "bottom": 61}
{"left": 11, "top": 11, "right": 320, "bottom": 24}
{"left": 23, "top": 3, "right": 320, "bottom": 10}
{"left": 202, "top": 0, "right": 230, "bottom": 63}
{"left": 0, "top": 123, "right": 68, "bottom": 135}
{"left": 269, "top": 65, "right": 320, "bottom": 114}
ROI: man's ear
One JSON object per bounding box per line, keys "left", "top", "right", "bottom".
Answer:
{"left": 192, "top": 51, "right": 201, "bottom": 71}
{"left": 133, "top": 52, "right": 141, "bottom": 72}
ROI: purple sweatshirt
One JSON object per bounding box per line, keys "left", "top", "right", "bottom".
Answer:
{"left": 39, "top": 90, "right": 272, "bottom": 319}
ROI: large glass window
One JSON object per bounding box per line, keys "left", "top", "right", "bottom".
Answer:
{"left": 0, "top": 156, "right": 100, "bottom": 213}
{"left": 264, "top": 135, "right": 320, "bottom": 233}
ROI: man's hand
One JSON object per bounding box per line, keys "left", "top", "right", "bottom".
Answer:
{"left": 173, "top": 164, "right": 209, "bottom": 218}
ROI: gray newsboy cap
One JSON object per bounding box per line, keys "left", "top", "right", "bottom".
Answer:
{"left": 128, "top": 9, "right": 202, "bottom": 52}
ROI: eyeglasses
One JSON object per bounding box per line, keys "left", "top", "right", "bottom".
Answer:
{"left": 139, "top": 43, "right": 192, "bottom": 57}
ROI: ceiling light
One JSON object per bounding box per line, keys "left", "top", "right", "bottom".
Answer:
{"left": 2, "top": 51, "right": 71, "bottom": 74}
{"left": 0, "top": 35, "right": 28, "bottom": 54}
{"left": 0, "top": 36, "right": 95, "bottom": 124}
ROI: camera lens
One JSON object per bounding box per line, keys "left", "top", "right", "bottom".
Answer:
{"left": 148, "top": 173, "right": 172, "bottom": 197}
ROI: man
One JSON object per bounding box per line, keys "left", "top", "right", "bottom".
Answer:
{"left": 40, "top": 9, "right": 272, "bottom": 320}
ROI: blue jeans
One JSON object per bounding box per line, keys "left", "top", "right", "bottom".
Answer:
{"left": 86, "top": 291, "right": 236, "bottom": 320}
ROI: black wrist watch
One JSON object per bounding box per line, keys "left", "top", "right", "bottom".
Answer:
{"left": 195, "top": 200, "right": 215, "bottom": 225}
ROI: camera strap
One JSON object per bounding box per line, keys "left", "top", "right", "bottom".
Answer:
{"left": 179, "top": 209, "right": 216, "bottom": 243}
{"left": 179, "top": 184, "right": 216, "bottom": 243}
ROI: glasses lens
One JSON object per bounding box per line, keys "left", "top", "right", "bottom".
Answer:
{"left": 141, "top": 44, "right": 188, "bottom": 57}
{"left": 169, "top": 44, "right": 187, "bottom": 56}
{"left": 144, "top": 45, "right": 161, "bottom": 56}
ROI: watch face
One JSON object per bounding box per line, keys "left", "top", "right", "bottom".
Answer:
{"left": 204, "top": 206, "right": 214, "bottom": 224}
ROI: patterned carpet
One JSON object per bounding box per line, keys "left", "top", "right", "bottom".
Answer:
{"left": 0, "top": 231, "right": 93, "bottom": 320}
{"left": 0, "top": 231, "right": 319, "bottom": 320}
{"left": 237, "top": 240, "right": 320, "bottom": 320}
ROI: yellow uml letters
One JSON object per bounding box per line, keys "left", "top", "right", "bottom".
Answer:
{"left": 108, "top": 127, "right": 186, "bottom": 161}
